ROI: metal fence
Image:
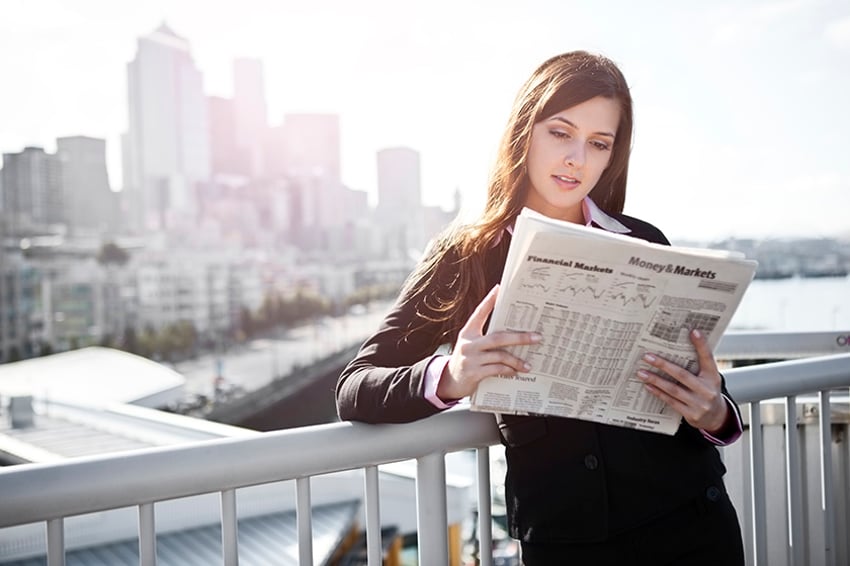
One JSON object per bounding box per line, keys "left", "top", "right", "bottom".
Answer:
{"left": 0, "top": 332, "right": 849, "bottom": 566}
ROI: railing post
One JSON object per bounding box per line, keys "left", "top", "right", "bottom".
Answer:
{"left": 296, "top": 477, "right": 313, "bottom": 566}
{"left": 416, "top": 452, "right": 449, "bottom": 566}
{"left": 749, "top": 402, "right": 767, "bottom": 565}
{"left": 221, "top": 489, "right": 239, "bottom": 566}
{"left": 819, "top": 390, "right": 836, "bottom": 566}
{"left": 138, "top": 503, "right": 156, "bottom": 566}
{"left": 364, "top": 465, "right": 382, "bottom": 566}
{"left": 477, "top": 447, "right": 493, "bottom": 566}
{"left": 785, "top": 395, "right": 804, "bottom": 566}
{"left": 46, "top": 518, "right": 65, "bottom": 566}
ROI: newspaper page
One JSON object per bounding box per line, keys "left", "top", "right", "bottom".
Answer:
{"left": 469, "top": 208, "right": 758, "bottom": 435}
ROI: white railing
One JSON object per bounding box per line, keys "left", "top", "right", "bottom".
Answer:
{"left": 0, "top": 347, "right": 849, "bottom": 565}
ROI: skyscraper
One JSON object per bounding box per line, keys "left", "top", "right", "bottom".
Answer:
{"left": 266, "top": 114, "right": 344, "bottom": 249}
{"left": 376, "top": 147, "right": 424, "bottom": 256}
{"left": 0, "top": 147, "right": 63, "bottom": 235}
{"left": 123, "top": 23, "right": 210, "bottom": 232}
{"left": 208, "top": 58, "right": 269, "bottom": 181}
{"left": 275, "top": 113, "right": 341, "bottom": 183}
{"left": 56, "top": 136, "right": 114, "bottom": 235}
{"left": 233, "top": 58, "right": 268, "bottom": 178}
{"left": 208, "top": 96, "right": 244, "bottom": 178}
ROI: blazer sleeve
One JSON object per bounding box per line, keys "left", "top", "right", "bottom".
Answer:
{"left": 336, "top": 252, "right": 458, "bottom": 424}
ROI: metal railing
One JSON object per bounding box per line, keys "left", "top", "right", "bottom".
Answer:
{"left": 0, "top": 337, "right": 849, "bottom": 566}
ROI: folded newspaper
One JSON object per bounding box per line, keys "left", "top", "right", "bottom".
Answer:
{"left": 470, "top": 208, "right": 758, "bottom": 435}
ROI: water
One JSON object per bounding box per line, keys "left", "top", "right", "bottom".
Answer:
{"left": 730, "top": 275, "right": 849, "bottom": 332}
{"left": 174, "top": 279, "right": 848, "bottom": 399}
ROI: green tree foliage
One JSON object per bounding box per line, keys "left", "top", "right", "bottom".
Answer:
{"left": 7, "top": 346, "right": 21, "bottom": 363}
{"left": 129, "top": 321, "right": 199, "bottom": 362}
{"left": 96, "top": 242, "right": 129, "bottom": 266}
{"left": 343, "top": 283, "right": 401, "bottom": 308}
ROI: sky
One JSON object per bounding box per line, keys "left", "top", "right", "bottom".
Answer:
{"left": 1, "top": 0, "right": 849, "bottom": 242}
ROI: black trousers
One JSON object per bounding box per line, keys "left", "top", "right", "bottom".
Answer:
{"left": 520, "top": 489, "right": 745, "bottom": 566}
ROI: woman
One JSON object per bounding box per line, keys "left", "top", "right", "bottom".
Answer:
{"left": 336, "top": 51, "right": 745, "bottom": 565}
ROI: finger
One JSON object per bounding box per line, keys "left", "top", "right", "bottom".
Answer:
{"left": 460, "top": 284, "right": 500, "bottom": 337}
{"left": 642, "top": 353, "right": 695, "bottom": 390}
{"left": 637, "top": 368, "right": 692, "bottom": 405}
{"left": 453, "top": 346, "right": 531, "bottom": 378}
{"left": 639, "top": 368, "right": 727, "bottom": 430}
{"left": 477, "top": 349, "right": 532, "bottom": 374}
{"left": 689, "top": 329, "right": 719, "bottom": 378}
{"left": 638, "top": 351, "right": 723, "bottom": 421}
{"left": 638, "top": 373, "right": 688, "bottom": 414}
{"left": 481, "top": 329, "right": 542, "bottom": 350}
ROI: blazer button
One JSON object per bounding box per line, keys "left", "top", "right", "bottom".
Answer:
{"left": 706, "top": 486, "right": 721, "bottom": 502}
{"left": 584, "top": 454, "right": 599, "bottom": 470}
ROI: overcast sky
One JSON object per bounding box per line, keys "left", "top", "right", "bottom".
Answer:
{"left": 1, "top": 0, "right": 848, "bottom": 241}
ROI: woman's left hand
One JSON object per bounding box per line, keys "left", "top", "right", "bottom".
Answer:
{"left": 636, "top": 329, "right": 729, "bottom": 434}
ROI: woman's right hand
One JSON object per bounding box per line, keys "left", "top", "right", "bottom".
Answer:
{"left": 436, "top": 284, "right": 542, "bottom": 401}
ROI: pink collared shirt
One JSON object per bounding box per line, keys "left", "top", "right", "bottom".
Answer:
{"left": 423, "top": 197, "right": 742, "bottom": 445}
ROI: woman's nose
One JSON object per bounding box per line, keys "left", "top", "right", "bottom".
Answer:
{"left": 564, "top": 143, "right": 586, "bottom": 168}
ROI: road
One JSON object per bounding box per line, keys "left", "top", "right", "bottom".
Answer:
{"left": 173, "top": 302, "right": 392, "bottom": 397}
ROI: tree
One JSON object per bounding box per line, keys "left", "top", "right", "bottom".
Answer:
{"left": 7, "top": 346, "right": 21, "bottom": 363}
{"left": 238, "top": 307, "right": 256, "bottom": 340}
{"left": 97, "top": 242, "right": 129, "bottom": 266}
{"left": 121, "top": 326, "right": 139, "bottom": 354}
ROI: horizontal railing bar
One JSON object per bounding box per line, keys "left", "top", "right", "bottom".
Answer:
{"left": 725, "top": 354, "right": 850, "bottom": 404}
{"left": 0, "top": 407, "right": 500, "bottom": 528}
{"left": 0, "top": 353, "right": 848, "bottom": 530}
{"left": 717, "top": 330, "right": 850, "bottom": 359}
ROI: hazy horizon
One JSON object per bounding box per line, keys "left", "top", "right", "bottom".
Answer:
{"left": 1, "top": 0, "right": 848, "bottom": 241}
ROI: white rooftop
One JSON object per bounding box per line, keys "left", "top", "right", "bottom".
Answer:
{"left": 0, "top": 336, "right": 479, "bottom": 563}
{"left": 0, "top": 347, "right": 185, "bottom": 408}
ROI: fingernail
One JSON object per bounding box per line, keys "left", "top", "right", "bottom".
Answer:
{"left": 643, "top": 353, "right": 656, "bottom": 363}
{"left": 523, "top": 362, "right": 532, "bottom": 371}
{"left": 692, "top": 329, "right": 702, "bottom": 339}
{"left": 637, "top": 370, "right": 649, "bottom": 380}
{"left": 530, "top": 333, "right": 542, "bottom": 342}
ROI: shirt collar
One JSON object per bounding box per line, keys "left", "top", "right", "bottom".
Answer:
{"left": 582, "top": 197, "right": 631, "bottom": 233}
{"left": 504, "top": 196, "right": 631, "bottom": 238}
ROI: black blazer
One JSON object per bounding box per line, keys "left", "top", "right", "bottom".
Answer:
{"left": 336, "top": 212, "right": 742, "bottom": 543}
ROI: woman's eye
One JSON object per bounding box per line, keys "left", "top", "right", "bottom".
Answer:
{"left": 591, "top": 140, "right": 611, "bottom": 151}
{"left": 549, "top": 130, "right": 569, "bottom": 139}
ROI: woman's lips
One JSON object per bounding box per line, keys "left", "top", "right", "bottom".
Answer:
{"left": 553, "top": 174, "right": 580, "bottom": 189}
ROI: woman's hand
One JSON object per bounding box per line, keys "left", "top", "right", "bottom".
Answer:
{"left": 636, "top": 329, "right": 730, "bottom": 434}
{"left": 437, "top": 285, "right": 542, "bottom": 401}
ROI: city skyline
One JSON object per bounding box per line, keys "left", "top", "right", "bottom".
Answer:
{"left": 1, "top": 0, "right": 849, "bottom": 241}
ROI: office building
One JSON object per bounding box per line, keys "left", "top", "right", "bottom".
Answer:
{"left": 376, "top": 147, "right": 425, "bottom": 257}
{"left": 56, "top": 136, "right": 115, "bottom": 235}
{"left": 233, "top": 57, "right": 268, "bottom": 178}
{"left": 265, "top": 114, "right": 347, "bottom": 251}
{"left": 123, "top": 23, "right": 211, "bottom": 232}
{"left": 0, "top": 147, "right": 63, "bottom": 235}
{"left": 208, "top": 96, "right": 245, "bottom": 178}
{"left": 0, "top": 248, "right": 40, "bottom": 363}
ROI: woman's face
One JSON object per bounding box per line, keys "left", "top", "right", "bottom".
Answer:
{"left": 524, "top": 95, "right": 620, "bottom": 223}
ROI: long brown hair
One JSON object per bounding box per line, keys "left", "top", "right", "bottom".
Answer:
{"left": 403, "top": 51, "right": 634, "bottom": 349}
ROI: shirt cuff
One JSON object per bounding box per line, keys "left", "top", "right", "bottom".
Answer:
{"left": 700, "top": 394, "right": 743, "bottom": 446}
{"left": 424, "top": 354, "right": 458, "bottom": 409}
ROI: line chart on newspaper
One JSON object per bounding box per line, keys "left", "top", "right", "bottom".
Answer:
{"left": 470, "top": 208, "right": 758, "bottom": 435}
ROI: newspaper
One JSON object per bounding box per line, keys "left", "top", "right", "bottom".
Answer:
{"left": 470, "top": 208, "right": 758, "bottom": 435}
